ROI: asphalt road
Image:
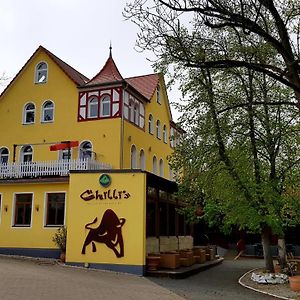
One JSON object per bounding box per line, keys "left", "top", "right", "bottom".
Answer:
{"left": 150, "top": 259, "right": 274, "bottom": 299}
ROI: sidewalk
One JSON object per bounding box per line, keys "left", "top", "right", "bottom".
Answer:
{"left": 0, "top": 255, "right": 184, "bottom": 300}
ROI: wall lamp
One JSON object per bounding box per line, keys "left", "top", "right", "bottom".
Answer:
{"left": 35, "top": 204, "right": 39, "bottom": 212}
{"left": 4, "top": 205, "right": 8, "bottom": 212}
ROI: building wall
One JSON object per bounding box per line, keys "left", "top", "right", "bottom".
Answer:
{"left": 0, "top": 181, "right": 68, "bottom": 251}
{"left": 67, "top": 171, "right": 146, "bottom": 275}
{"left": 0, "top": 50, "right": 121, "bottom": 167}
{"left": 123, "top": 76, "right": 173, "bottom": 178}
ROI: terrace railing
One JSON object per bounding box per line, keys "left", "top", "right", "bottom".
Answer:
{"left": 0, "top": 158, "right": 111, "bottom": 179}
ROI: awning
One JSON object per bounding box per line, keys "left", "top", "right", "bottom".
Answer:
{"left": 50, "top": 141, "right": 79, "bottom": 151}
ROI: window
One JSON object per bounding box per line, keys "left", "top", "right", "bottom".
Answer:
{"left": 140, "top": 150, "right": 145, "bottom": 170}
{"left": 23, "top": 103, "right": 35, "bottom": 124}
{"left": 170, "top": 127, "right": 175, "bottom": 147}
{"left": 80, "top": 141, "right": 92, "bottom": 159}
{"left": 20, "top": 145, "right": 33, "bottom": 162}
{"left": 35, "top": 62, "right": 48, "bottom": 83}
{"left": 0, "top": 148, "right": 9, "bottom": 164}
{"left": 156, "top": 120, "right": 161, "bottom": 139}
{"left": 41, "top": 100, "right": 54, "bottom": 122}
{"left": 129, "top": 101, "right": 134, "bottom": 123}
{"left": 60, "top": 148, "right": 71, "bottom": 160}
{"left": 163, "top": 125, "right": 167, "bottom": 143}
{"left": 45, "top": 193, "right": 65, "bottom": 226}
{"left": 131, "top": 145, "right": 137, "bottom": 169}
{"left": 88, "top": 96, "right": 99, "bottom": 118}
{"left": 100, "top": 95, "right": 111, "bottom": 117}
{"left": 156, "top": 85, "right": 161, "bottom": 104}
{"left": 14, "top": 194, "right": 32, "bottom": 226}
{"left": 153, "top": 156, "right": 157, "bottom": 174}
{"left": 134, "top": 105, "right": 139, "bottom": 125}
{"left": 159, "top": 159, "right": 164, "bottom": 177}
{"left": 148, "top": 114, "right": 154, "bottom": 134}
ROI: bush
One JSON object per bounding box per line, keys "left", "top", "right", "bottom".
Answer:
{"left": 52, "top": 226, "right": 67, "bottom": 252}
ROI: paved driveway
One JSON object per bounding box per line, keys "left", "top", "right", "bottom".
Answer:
{"left": 0, "top": 256, "right": 182, "bottom": 300}
{"left": 151, "top": 259, "right": 274, "bottom": 299}
{"left": 0, "top": 255, "right": 274, "bottom": 300}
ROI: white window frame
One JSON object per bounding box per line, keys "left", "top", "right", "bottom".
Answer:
{"left": 41, "top": 100, "right": 54, "bottom": 123}
{"left": 23, "top": 102, "right": 36, "bottom": 124}
{"left": 20, "top": 145, "right": 33, "bottom": 162}
{"left": 35, "top": 62, "right": 48, "bottom": 84}
{"left": 88, "top": 96, "right": 99, "bottom": 118}
{"left": 131, "top": 145, "right": 137, "bottom": 169}
{"left": 156, "top": 85, "right": 161, "bottom": 104}
{"left": 156, "top": 120, "right": 161, "bottom": 139}
{"left": 100, "top": 95, "right": 111, "bottom": 117}
{"left": 153, "top": 156, "right": 157, "bottom": 175}
{"left": 44, "top": 191, "right": 66, "bottom": 227}
{"left": 159, "top": 159, "right": 164, "bottom": 177}
{"left": 12, "top": 192, "right": 34, "bottom": 228}
{"left": 79, "top": 141, "right": 93, "bottom": 159}
{"left": 140, "top": 149, "right": 145, "bottom": 171}
{"left": 163, "top": 125, "right": 167, "bottom": 143}
{"left": 0, "top": 147, "right": 9, "bottom": 164}
{"left": 148, "top": 114, "right": 154, "bottom": 134}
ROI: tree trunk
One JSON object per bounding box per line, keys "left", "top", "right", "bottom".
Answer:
{"left": 261, "top": 226, "right": 274, "bottom": 272}
{"left": 278, "top": 238, "right": 288, "bottom": 268}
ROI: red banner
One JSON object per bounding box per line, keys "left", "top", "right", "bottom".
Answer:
{"left": 50, "top": 141, "right": 79, "bottom": 151}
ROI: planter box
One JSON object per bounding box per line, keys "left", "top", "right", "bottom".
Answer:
{"left": 159, "top": 253, "right": 180, "bottom": 269}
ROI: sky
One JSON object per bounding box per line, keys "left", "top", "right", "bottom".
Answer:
{"left": 0, "top": 0, "right": 181, "bottom": 120}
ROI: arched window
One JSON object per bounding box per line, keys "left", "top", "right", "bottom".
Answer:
{"left": 88, "top": 96, "right": 99, "bottom": 118}
{"left": 152, "top": 156, "right": 157, "bottom": 175}
{"left": 159, "top": 159, "right": 164, "bottom": 177}
{"left": 79, "top": 141, "right": 93, "bottom": 159}
{"left": 156, "top": 85, "right": 161, "bottom": 104}
{"left": 131, "top": 145, "right": 137, "bottom": 169}
{"left": 42, "top": 100, "right": 54, "bottom": 122}
{"left": 23, "top": 103, "right": 35, "bottom": 124}
{"left": 156, "top": 120, "right": 161, "bottom": 139}
{"left": 170, "top": 127, "right": 175, "bottom": 147}
{"left": 100, "top": 95, "right": 111, "bottom": 117}
{"left": 20, "top": 145, "right": 33, "bottom": 162}
{"left": 35, "top": 62, "right": 48, "bottom": 83}
{"left": 163, "top": 125, "right": 167, "bottom": 143}
{"left": 140, "top": 150, "right": 145, "bottom": 170}
{"left": 0, "top": 147, "right": 9, "bottom": 164}
{"left": 148, "top": 114, "right": 153, "bottom": 134}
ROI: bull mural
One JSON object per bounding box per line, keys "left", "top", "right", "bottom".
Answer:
{"left": 81, "top": 209, "right": 126, "bottom": 258}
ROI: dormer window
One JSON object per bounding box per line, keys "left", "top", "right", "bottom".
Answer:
{"left": 23, "top": 103, "right": 35, "bottom": 124}
{"left": 35, "top": 62, "right": 48, "bottom": 84}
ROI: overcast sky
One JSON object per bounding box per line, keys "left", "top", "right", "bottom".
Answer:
{"left": 0, "top": 0, "right": 181, "bottom": 120}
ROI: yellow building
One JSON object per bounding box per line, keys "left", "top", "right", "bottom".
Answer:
{"left": 0, "top": 46, "right": 190, "bottom": 275}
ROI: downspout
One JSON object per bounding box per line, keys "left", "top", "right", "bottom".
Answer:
{"left": 120, "top": 85, "right": 126, "bottom": 169}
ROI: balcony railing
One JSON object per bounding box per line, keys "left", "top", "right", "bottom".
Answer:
{"left": 0, "top": 158, "right": 111, "bottom": 179}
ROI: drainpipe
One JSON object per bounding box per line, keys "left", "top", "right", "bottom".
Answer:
{"left": 13, "top": 144, "right": 17, "bottom": 162}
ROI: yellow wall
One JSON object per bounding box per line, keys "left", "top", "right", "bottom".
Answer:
{"left": 0, "top": 49, "right": 121, "bottom": 167}
{"left": 123, "top": 76, "right": 173, "bottom": 178}
{"left": 67, "top": 171, "right": 146, "bottom": 267}
{"left": 0, "top": 181, "right": 68, "bottom": 249}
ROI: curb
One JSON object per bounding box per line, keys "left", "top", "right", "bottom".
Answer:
{"left": 238, "top": 268, "right": 295, "bottom": 300}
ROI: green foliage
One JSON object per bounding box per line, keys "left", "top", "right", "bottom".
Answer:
{"left": 52, "top": 226, "right": 67, "bottom": 251}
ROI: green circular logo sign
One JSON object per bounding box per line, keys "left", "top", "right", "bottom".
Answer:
{"left": 99, "top": 174, "right": 111, "bottom": 187}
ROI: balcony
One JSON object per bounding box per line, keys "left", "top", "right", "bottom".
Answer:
{"left": 0, "top": 158, "right": 111, "bottom": 179}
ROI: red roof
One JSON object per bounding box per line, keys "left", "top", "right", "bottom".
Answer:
{"left": 42, "top": 46, "right": 89, "bottom": 86}
{"left": 86, "top": 55, "right": 123, "bottom": 86}
{"left": 125, "top": 74, "right": 159, "bottom": 101}
{"left": 0, "top": 46, "right": 89, "bottom": 98}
